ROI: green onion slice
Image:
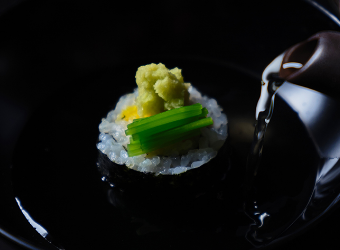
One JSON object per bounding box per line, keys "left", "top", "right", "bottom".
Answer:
{"left": 127, "top": 103, "right": 202, "bottom": 129}
{"left": 127, "top": 129, "right": 202, "bottom": 157}
{"left": 131, "top": 108, "right": 208, "bottom": 140}
{"left": 125, "top": 103, "right": 213, "bottom": 157}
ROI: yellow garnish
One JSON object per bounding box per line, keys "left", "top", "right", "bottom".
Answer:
{"left": 116, "top": 105, "right": 140, "bottom": 122}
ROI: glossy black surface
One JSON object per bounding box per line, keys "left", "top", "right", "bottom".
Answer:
{"left": 5, "top": 57, "right": 328, "bottom": 249}
{"left": 1, "top": 0, "right": 340, "bottom": 249}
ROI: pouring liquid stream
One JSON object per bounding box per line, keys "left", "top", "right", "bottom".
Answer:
{"left": 243, "top": 74, "right": 285, "bottom": 246}
{"left": 244, "top": 60, "right": 308, "bottom": 246}
{"left": 245, "top": 59, "right": 303, "bottom": 196}
{"left": 247, "top": 60, "right": 304, "bottom": 181}
{"left": 245, "top": 74, "right": 284, "bottom": 196}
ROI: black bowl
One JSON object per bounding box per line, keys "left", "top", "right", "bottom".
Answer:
{"left": 1, "top": 0, "right": 340, "bottom": 250}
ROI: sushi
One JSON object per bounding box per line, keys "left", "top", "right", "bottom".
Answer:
{"left": 96, "top": 63, "right": 229, "bottom": 192}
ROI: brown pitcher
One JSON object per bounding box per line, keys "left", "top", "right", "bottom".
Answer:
{"left": 279, "top": 31, "right": 340, "bottom": 100}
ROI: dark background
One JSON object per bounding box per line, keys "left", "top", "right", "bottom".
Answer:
{"left": 1, "top": 0, "right": 340, "bottom": 249}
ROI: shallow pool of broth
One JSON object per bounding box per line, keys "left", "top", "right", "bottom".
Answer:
{"left": 11, "top": 57, "right": 322, "bottom": 250}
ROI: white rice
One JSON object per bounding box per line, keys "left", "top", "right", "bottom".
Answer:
{"left": 97, "top": 86, "right": 228, "bottom": 175}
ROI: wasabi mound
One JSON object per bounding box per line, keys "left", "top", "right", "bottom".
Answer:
{"left": 135, "top": 63, "right": 190, "bottom": 117}
{"left": 97, "top": 63, "right": 228, "bottom": 175}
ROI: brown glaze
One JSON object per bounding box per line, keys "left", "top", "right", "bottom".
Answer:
{"left": 279, "top": 31, "right": 340, "bottom": 100}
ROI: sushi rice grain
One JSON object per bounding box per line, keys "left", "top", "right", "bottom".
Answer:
{"left": 97, "top": 86, "right": 228, "bottom": 176}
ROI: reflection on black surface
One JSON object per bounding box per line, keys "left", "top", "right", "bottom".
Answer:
{"left": 244, "top": 93, "right": 320, "bottom": 247}
{"left": 97, "top": 145, "right": 246, "bottom": 239}
{"left": 15, "top": 198, "right": 48, "bottom": 238}
{"left": 244, "top": 84, "right": 340, "bottom": 247}
{"left": 15, "top": 198, "right": 65, "bottom": 250}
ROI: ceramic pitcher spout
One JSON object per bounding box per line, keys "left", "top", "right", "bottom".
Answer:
{"left": 279, "top": 30, "right": 340, "bottom": 100}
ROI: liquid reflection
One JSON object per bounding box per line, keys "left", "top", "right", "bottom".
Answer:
{"left": 96, "top": 150, "right": 255, "bottom": 249}
{"left": 255, "top": 53, "right": 284, "bottom": 120}
{"left": 245, "top": 81, "right": 340, "bottom": 247}
{"left": 97, "top": 150, "right": 233, "bottom": 234}
{"left": 279, "top": 83, "right": 340, "bottom": 226}
{"left": 282, "top": 62, "right": 303, "bottom": 69}
{"left": 15, "top": 197, "right": 48, "bottom": 238}
{"left": 15, "top": 197, "right": 65, "bottom": 250}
